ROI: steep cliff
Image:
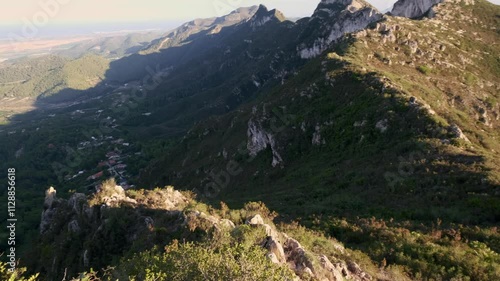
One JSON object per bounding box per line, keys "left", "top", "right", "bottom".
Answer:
{"left": 298, "top": 0, "right": 383, "bottom": 58}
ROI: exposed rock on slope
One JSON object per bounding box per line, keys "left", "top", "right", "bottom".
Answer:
{"left": 37, "top": 185, "right": 382, "bottom": 281}
{"left": 247, "top": 118, "right": 284, "bottom": 167}
{"left": 391, "top": 0, "right": 477, "bottom": 19}
{"left": 299, "top": 0, "right": 383, "bottom": 58}
{"left": 391, "top": 0, "right": 444, "bottom": 18}
{"left": 37, "top": 183, "right": 190, "bottom": 280}
{"left": 249, "top": 4, "right": 286, "bottom": 28}
{"left": 141, "top": 6, "right": 260, "bottom": 54}
{"left": 246, "top": 214, "right": 373, "bottom": 280}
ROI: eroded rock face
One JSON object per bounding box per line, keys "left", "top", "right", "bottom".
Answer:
{"left": 449, "top": 124, "right": 471, "bottom": 142}
{"left": 245, "top": 212, "right": 373, "bottom": 281}
{"left": 40, "top": 187, "right": 59, "bottom": 234}
{"left": 266, "top": 236, "right": 287, "bottom": 263}
{"left": 299, "top": 0, "right": 382, "bottom": 58}
{"left": 320, "top": 255, "right": 346, "bottom": 281}
{"left": 391, "top": 0, "right": 443, "bottom": 19}
{"left": 44, "top": 186, "right": 57, "bottom": 208}
{"left": 247, "top": 119, "right": 284, "bottom": 167}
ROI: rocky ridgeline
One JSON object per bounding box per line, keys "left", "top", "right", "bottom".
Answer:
{"left": 249, "top": 4, "right": 286, "bottom": 28}
{"left": 39, "top": 184, "right": 375, "bottom": 280}
{"left": 245, "top": 214, "right": 372, "bottom": 281}
{"left": 40, "top": 184, "right": 189, "bottom": 234}
{"left": 391, "top": 0, "right": 476, "bottom": 19}
{"left": 38, "top": 184, "right": 191, "bottom": 278}
{"left": 391, "top": 0, "right": 444, "bottom": 18}
{"left": 141, "top": 6, "right": 259, "bottom": 54}
{"left": 299, "top": 0, "right": 480, "bottom": 59}
{"left": 350, "top": 0, "right": 499, "bottom": 133}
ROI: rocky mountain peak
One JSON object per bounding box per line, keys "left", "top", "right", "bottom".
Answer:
{"left": 313, "top": 0, "right": 376, "bottom": 18}
{"left": 249, "top": 4, "right": 286, "bottom": 28}
{"left": 213, "top": 6, "right": 260, "bottom": 24}
{"left": 299, "top": 0, "right": 382, "bottom": 58}
{"left": 391, "top": 0, "right": 444, "bottom": 18}
{"left": 141, "top": 6, "right": 259, "bottom": 54}
{"left": 391, "top": 0, "right": 477, "bottom": 19}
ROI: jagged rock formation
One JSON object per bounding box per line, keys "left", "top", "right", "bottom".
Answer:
{"left": 37, "top": 184, "right": 191, "bottom": 280}
{"left": 298, "top": 0, "right": 383, "bottom": 58}
{"left": 40, "top": 187, "right": 60, "bottom": 234}
{"left": 247, "top": 118, "right": 284, "bottom": 167}
{"left": 246, "top": 214, "right": 373, "bottom": 280}
{"left": 391, "top": 0, "right": 476, "bottom": 19}
{"left": 249, "top": 4, "right": 286, "bottom": 28}
{"left": 391, "top": 0, "right": 444, "bottom": 18}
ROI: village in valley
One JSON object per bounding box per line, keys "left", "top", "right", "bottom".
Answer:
{"left": 67, "top": 134, "right": 138, "bottom": 191}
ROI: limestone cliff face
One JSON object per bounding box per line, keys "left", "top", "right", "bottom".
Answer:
{"left": 391, "top": 0, "right": 476, "bottom": 19}
{"left": 298, "top": 0, "right": 383, "bottom": 58}
{"left": 391, "top": 0, "right": 444, "bottom": 18}
{"left": 247, "top": 118, "right": 284, "bottom": 167}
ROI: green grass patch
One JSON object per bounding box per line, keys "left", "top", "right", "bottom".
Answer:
{"left": 417, "top": 65, "right": 432, "bottom": 75}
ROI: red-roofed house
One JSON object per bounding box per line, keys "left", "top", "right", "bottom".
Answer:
{"left": 87, "top": 171, "right": 104, "bottom": 181}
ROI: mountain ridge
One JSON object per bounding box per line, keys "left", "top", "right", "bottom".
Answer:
{"left": 140, "top": 6, "right": 260, "bottom": 54}
{"left": 249, "top": 4, "right": 287, "bottom": 28}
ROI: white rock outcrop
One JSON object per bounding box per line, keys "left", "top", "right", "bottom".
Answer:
{"left": 449, "top": 124, "right": 470, "bottom": 142}
{"left": 247, "top": 119, "right": 284, "bottom": 167}
{"left": 40, "top": 187, "right": 59, "bottom": 234}
{"left": 299, "top": 0, "right": 383, "bottom": 58}
{"left": 376, "top": 119, "right": 389, "bottom": 133}
{"left": 312, "top": 124, "right": 325, "bottom": 145}
{"left": 44, "top": 186, "right": 57, "bottom": 208}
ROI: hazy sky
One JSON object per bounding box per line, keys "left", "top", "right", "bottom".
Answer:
{"left": 1, "top": 0, "right": 499, "bottom": 25}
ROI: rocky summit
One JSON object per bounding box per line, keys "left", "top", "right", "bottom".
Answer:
{"left": 391, "top": 0, "right": 444, "bottom": 18}
{"left": 391, "top": 0, "right": 478, "bottom": 19}
{"left": 299, "top": 0, "right": 383, "bottom": 58}
{"left": 249, "top": 4, "right": 286, "bottom": 28}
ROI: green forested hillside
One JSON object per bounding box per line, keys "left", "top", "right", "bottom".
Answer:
{"left": 0, "top": 54, "right": 109, "bottom": 100}
{"left": 57, "top": 31, "right": 164, "bottom": 59}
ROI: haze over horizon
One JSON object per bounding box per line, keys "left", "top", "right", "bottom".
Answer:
{"left": 1, "top": 0, "right": 500, "bottom": 39}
